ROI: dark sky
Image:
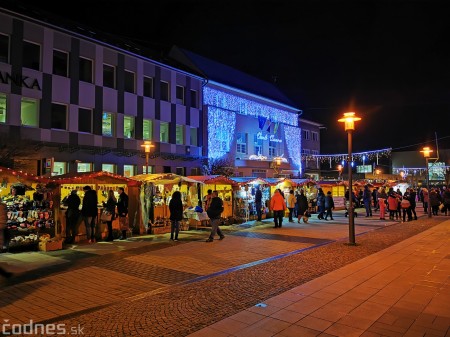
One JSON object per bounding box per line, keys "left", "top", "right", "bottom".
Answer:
{"left": 10, "top": 0, "right": 450, "bottom": 153}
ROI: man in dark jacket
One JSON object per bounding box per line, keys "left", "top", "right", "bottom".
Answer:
{"left": 81, "top": 186, "right": 98, "bottom": 243}
{"left": 117, "top": 187, "right": 129, "bottom": 240}
{"left": 64, "top": 190, "right": 81, "bottom": 244}
{"left": 205, "top": 191, "right": 224, "bottom": 242}
{"left": 255, "top": 186, "right": 263, "bottom": 222}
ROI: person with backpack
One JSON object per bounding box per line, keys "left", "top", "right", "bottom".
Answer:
{"left": 205, "top": 191, "right": 225, "bottom": 242}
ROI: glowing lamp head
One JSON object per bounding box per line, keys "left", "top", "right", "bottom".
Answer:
{"left": 420, "top": 146, "right": 433, "bottom": 158}
{"left": 338, "top": 112, "right": 361, "bottom": 131}
{"left": 141, "top": 141, "right": 154, "bottom": 153}
{"left": 275, "top": 157, "right": 282, "bottom": 166}
{"left": 337, "top": 164, "right": 343, "bottom": 172}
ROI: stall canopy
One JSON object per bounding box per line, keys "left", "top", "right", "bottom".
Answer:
{"left": 282, "top": 178, "right": 313, "bottom": 187}
{"left": 47, "top": 171, "right": 140, "bottom": 186}
{"left": 131, "top": 173, "right": 202, "bottom": 185}
{"left": 187, "top": 175, "right": 238, "bottom": 187}
{"left": 229, "top": 177, "right": 277, "bottom": 186}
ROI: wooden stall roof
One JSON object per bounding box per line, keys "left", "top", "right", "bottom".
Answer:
{"left": 229, "top": 177, "right": 279, "bottom": 186}
{"left": 283, "top": 178, "right": 314, "bottom": 187}
{"left": 130, "top": 173, "right": 203, "bottom": 185}
{"left": 187, "top": 175, "right": 238, "bottom": 186}
{"left": 46, "top": 171, "right": 140, "bottom": 186}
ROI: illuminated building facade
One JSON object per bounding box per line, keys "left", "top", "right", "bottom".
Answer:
{"left": 0, "top": 6, "right": 204, "bottom": 177}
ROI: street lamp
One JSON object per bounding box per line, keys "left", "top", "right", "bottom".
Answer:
{"left": 338, "top": 112, "right": 361, "bottom": 245}
{"left": 272, "top": 156, "right": 282, "bottom": 177}
{"left": 420, "top": 146, "right": 433, "bottom": 218}
{"left": 140, "top": 141, "right": 154, "bottom": 174}
{"left": 337, "top": 164, "right": 343, "bottom": 180}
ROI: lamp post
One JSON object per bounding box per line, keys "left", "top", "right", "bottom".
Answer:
{"left": 337, "top": 164, "right": 343, "bottom": 180}
{"left": 140, "top": 141, "right": 154, "bottom": 174}
{"left": 338, "top": 112, "right": 361, "bottom": 245}
{"left": 420, "top": 146, "right": 433, "bottom": 218}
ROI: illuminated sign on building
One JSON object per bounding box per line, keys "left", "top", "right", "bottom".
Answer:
{"left": 256, "top": 132, "right": 282, "bottom": 143}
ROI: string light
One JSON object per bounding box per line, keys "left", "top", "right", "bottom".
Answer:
{"left": 284, "top": 125, "right": 302, "bottom": 169}
{"left": 302, "top": 148, "right": 392, "bottom": 163}
{"left": 207, "top": 106, "right": 236, "bottom": 159}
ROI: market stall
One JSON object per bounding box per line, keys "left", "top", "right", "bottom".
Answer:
{"left": 130, "top": 173, "right": 203, "bottom": 233}
{"left": 0, "top": 167, "right": 59, "bottom": 252}
{"left": 316, "top": 180, "right": 346, "bottom": 210}
{"left": 187, "top": 175, "right": 238, "bottom": 219}
{"left": 47, "top": 171, "right": 140, "bottom": 241}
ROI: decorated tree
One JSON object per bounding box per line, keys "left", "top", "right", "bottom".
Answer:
{"left": 202, "top": 158, "right": 235, "bottom": 177}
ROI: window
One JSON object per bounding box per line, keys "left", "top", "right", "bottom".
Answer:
{"left": 23, "top": 41, "right": 40, "bottom": 71}
{"left": 253, "top": 133, "right": 263, "bottom": 155}
{"left": 79, "top": 57, "right": 93, "bottom": 83}
{"left": 190, "top": 89, "right": 198, "bottom": 108}
{"left": 143, "top": 119, "right": 153, "bottom": 140}
{"left": 123, "top": 165, "right": 136, "bottom": 177}
{"left": 124, "top": 115, "right": 135, "bottom": 139}
{"left": 0, "top": 94, "right": 6, "bottom": 123}
{"left": 52, "top": 162, "right": 67, "bottom": 176}
{"left": 141, "top": 165, "right": 154, "bottom": 174}
{"left": 176, "top": 124, "right": 184, "bottom": 145}
{"left": 102, "top": 164, "right": 116, "bottom": 173}
{"left": 21, "top": 98, "right": 39, "bottom": 127}
{"left": 312, "top": 131, "right": 319, "bottom": 142}
{"left": 176, "top": 167, "right": 185, "bottom": 176}
{"left": 236, "top": 133, "right": 247, "bottom": 154}
{"left": 160, "top": 122, "right": 169, "bottom": 142}
{"left": 269, "top": 140, "right": 277, "bottom": 157}
{"left": 103, "top": 64, "right": 115, "bottom": 89}
{"left": 51, "top": 103, "right": 67, "bottom": 130}
{"left": 78, "top": 108, "right": 92, "bottom": 133}
{"left": 160, "top": 81, "right": 169, "bottom": 101}
{"left": 312, "top": 150, "right": 319, "bottom": 155}
{"left": 102, "top": 112, "right": 114, "bottom": 137}
{"left": 190, "top": 128, "right": 197, "bottom": 146}
{"left": 0, "top": 34, "right": 9, "bottom": 63}
{"left": 77, "top": 162, "right": 92, "bottom": 172}
{"left": 303, "top": 149, "right": 311, "bottom": 154}
{"left": 163, "top": 166, "right": 171, "bottom": 173}
{"left": 303, "top": 129, "right": 310, "bottom": 140}
{"left": 53, "top": 50, "right": 68, "bottom": 77}
{"left": 176, "top": 85, "right": 185, "bottom": 105}
{"left": 124, "top": 70, "right": 135, "bottom": 93}
{"left": 143, "top": 76, "right": 154, "bottom": 98}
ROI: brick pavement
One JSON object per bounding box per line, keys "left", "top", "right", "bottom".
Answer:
{"left": 0, "top": 209, "right": 448, "bottom": 336}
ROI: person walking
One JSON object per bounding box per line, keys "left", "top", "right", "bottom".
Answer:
{"left": 102, "top": 190, "right": 117, "bottom": 241}
{"left": 64, "top": 190, "right": 81, "bottom": 244}
{"left": 363, "top": 184, "right": 373, "bottom": 217}
{"left": 324, "top": 191, "right": 335, "bottom": 220}
{"left": 117, "top": 187, "right": 129, "bottom": 240}
{"left": 270, "top": 189, "right": 286, "bottom": 228}
{"left": 387, "top": 188, "right": 399, "bottom": 220}
{"left": 377, "top": 186, "right": 388, "bottom": 220}
{"left": 372, "top": 187, "right": 379, "bottom": 211}
{"left": 169, "top": 191, "right": 183, "bottom": 241}
{"left": 296, "top": 189, "right": 308, "bottom": 223}
{"left": 81, "top": 185, "right": 98, "bottom": 243}
{"left": 286, "top": 190, "right": 296, "bottom": 222}
{"left": 316, "top": 188, "right": 325, "bottom": 220}
{"left": 442, "top": 185, "right": 450, "bottom": 216}
{"left": 255, "top": 186, "right": 263, "bottom": 222}
{"left": 205, "top": 190, "right": 225, "bottom": 242}
{"left": 421, "top": 187, "right": 429, "bottom": 213}
{"left": 408, "top": 187, "right": 418, "bottom": 220}
{"left": 203, "top": 189, "right": 212, "bottom": 211}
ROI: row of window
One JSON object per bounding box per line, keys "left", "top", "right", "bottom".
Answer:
{"left": 0, "top": 94, "right": 198, "bottom": 145}
{"left": 302, "top": 149, "right": 320, "bottom": 155}
{"left": 0, "top": 34, "right": 199, "bottom": 107}
{"left": 53, "top": 162, "right": 190, "bottom": 177}
{"left": 236, "top": 132, "right": 280, "bottom": 156}
{"left": 302, "top": 129, "right": 319, "bottom": 141}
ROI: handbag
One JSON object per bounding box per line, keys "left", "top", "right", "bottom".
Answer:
{"left": 100, "top": 210, "right": 112, "bottom": 222}
{"left": 401, "top": 199, "right": 411, "bottom": 209}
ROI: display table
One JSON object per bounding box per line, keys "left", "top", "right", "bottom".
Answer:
{"left": 184, "top": 210, "right": 210, "bottom": 229}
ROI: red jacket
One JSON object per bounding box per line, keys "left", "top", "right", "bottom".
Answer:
{"left": 270, "top": 192, "right": 287, "bottom": 211}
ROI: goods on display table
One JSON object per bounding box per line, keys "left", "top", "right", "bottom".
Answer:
{"left": 130, "top": 174, "right": 202, "bottom": 233}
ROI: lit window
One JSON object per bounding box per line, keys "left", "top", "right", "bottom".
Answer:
{"left": 236, "top": 133, "right": 247, "bottom": 154}
{"left": 102, "top": 164, "right": 116, "bottom": 173}
{"left": 124, "top": 115, "right": 135, "bottom": 139}
{"left": 123, "top": 165, "right": 136, "bottom": 177}
{"left": 190, "top": 128, "right": 197, "bottom": 146}
{"left": 160, "top": 122, "right": 169, "bottom": 143}
{"left": 102, "top": 112, "right": 114, "bottom": 137}
{"left": 77, "top": 162, "right": 92, "bottom": 172}
{"left": 23, "top": 41, "right": 40, "bottom": 71}
{"left": 0, "top": 94, "right": 6, "bottom": 123}
{"left": 176, "top": 124, "right": 184, "bottom": 145}
{"left": 142, "top": 165, "right": 154, "bottom": 174}
{"left": 52, "top": 162, "right": 67, "bottom": 176}
{"left": 21, "top": 98, "right": 39, "bottom": 127}
{"left": 143, "top": 119, "right": 153, "bottom": 140}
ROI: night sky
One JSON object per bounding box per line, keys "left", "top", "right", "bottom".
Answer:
{"left": 8, "top": 0, "right": 450, "bottom": 153}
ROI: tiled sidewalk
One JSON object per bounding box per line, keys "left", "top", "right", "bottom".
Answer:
{"left": 188, "top": 219, "right": 450, "bottom": 337}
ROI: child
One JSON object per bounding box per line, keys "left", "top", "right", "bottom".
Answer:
{"left": 324, "top": 191, "right": 335, "bottom": 220}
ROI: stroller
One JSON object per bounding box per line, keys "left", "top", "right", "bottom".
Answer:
{"left": 344, "top": 199, "right": 358, "bottom": 218}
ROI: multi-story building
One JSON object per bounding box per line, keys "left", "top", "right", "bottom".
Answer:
{"left": 299, "top": 118, "right": 323, "bottom": 180}
{"left": 0, "top": 6, "right": 205, "bottom": 177}
{"left": 170, "top": 47, "right": 317, "bottom": 178}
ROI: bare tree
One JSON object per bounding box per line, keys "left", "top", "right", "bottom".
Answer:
{"left": 202, "top": 158, "right": 235, "bottom": 177}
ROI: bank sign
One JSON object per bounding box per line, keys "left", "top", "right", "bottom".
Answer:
{"left": 0, "top": 71, "right": 41, "bottom": 90}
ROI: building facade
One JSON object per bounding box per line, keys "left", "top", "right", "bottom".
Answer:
{"left": 0, "top": 7, "right": 205, "bottom": 177}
